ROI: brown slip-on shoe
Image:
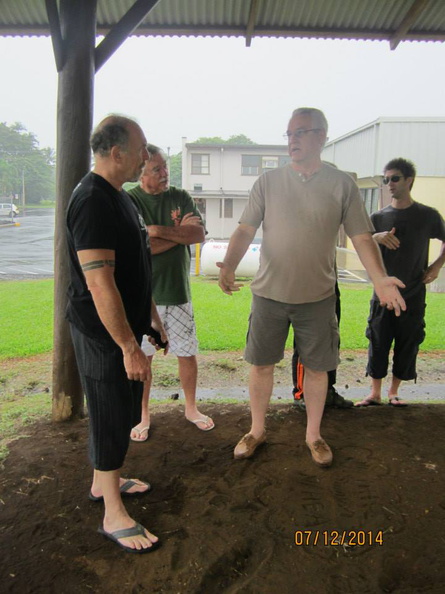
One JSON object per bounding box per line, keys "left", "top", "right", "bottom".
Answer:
{"left": 234, "top": 431, "right": 266, "bottom": 459}
{"left": 306, "top": 438, "right": 333, "bottom": 467}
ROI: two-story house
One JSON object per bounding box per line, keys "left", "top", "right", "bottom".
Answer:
{"left": 181, "top": 139, "right": 290, "bottom": 239}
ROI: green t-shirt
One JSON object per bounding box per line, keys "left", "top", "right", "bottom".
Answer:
{"left": 128, "top": 186, "right": 202, "bottom": 305}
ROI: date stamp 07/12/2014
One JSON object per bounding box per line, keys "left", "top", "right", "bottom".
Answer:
{"left": 294, "top": 530, "right": 384, "bottom": 547}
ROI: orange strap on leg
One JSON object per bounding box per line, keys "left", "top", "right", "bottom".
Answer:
{"left": 294, "top": 359, "right": 305, "bottom": 400}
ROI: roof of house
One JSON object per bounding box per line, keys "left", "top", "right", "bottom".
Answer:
{"left": 2, "top": 0, "right": 445, "bottom": 50}
{"left": 185, "top": 143, "right": 288, "bottom": 150}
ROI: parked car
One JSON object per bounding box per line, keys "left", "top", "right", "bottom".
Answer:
{"left": 0, "top": 203, "right": 19, "bottom": 218}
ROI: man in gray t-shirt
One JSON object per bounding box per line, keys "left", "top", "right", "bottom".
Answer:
{"left": 218, "top": 107, "right": 406, "bottom": 467}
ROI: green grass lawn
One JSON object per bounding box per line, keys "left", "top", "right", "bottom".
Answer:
{"left": 0, "top": 277, "right": 444, "bottom": 359}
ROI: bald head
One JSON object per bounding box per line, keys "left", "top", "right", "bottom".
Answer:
{"left": 90, "top": 115, "right": 150, "bottom": 188}
{"left": 90, "top": 115, "right": 140, "bottom": 157}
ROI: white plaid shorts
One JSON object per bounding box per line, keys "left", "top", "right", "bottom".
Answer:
{"left": 142, "top": 302, "right": 198, "bottom": 357}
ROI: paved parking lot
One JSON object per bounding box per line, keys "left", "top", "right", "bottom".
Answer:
{"left": 0, "top": 210, "right": 55, "bottom": 279}
{"left": 0, "top": 209, "right": 197, "bottom": 279}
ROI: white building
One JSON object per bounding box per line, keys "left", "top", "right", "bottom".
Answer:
{"left": 322, "top": 117, "right": 445, "bottom": 274}
{"left": 182, "top": 139, "right": 290, "bottom": 239}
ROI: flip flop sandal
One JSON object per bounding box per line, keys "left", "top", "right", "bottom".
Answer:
{"left": 389, "top": 397, "right": 408, "bottom": 407}
{"left": 89, "top": 479, "right": 152, "bottom": 502}
{"left": 186, "top": 415, "right": 215, "bottom": 431}
{"left": 355, "top": 398, "right": 382, "bottom": 407}
{"left": 131, "top": 425, "right": 150, "bottom": 442}
{"left": 97, "top": 523, "right": 161, "bottom": 554}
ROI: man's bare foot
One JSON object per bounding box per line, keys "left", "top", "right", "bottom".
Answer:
{"left": 100, "top": 512, "right": 159, "bottom": 553}
{"left": 355, "top": 395, "right": 382, "bottom": 407}
{"left": 89, "top": 477, "right": 151, "bottom": 501}
{"left": 130, "top": 422, "right": 150, "bottom": 442}
{"left": 185, "top": 412, "right": 215, "bottom": 431}
{"left": 388, "top": 396, "right": 408, "bottom": 407}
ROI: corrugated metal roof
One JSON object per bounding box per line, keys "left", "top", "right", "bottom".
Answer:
{"left": 322, "top": 117, "right": 445, "bottom": 177}
{"left": 1, "top": 0, "right": 445, "bottom": 48}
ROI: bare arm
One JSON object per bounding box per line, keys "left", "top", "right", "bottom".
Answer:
{"left": 373, "top": 227, "right": 400, "bottom": 250}
{"left": 423, "top": 241, "right": 445, "bottom": 284}
{"left": 77, "top": 248, "right": 149, "bottom": 381}
{"left": 148, "top": 213, "right": 205, "bottom": 252}
{"left": 351, "top": 232, "right": 406, "bottom": 316}
{"left": 217, "top": 224, "right": 257, "bottom": 295}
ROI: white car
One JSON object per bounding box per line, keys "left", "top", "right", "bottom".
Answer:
{"left": 0, "top": 203, "right": 19, "bottom": 218}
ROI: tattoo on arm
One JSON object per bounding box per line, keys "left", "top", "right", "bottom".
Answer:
{"left": 81, "top": 259, "right": 115, "bottom": 272}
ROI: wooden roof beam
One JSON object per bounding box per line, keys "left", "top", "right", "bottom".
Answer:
{"left": 45, "top": 0, "right": 65, "bottom": 72}
{"left": 389, "top": 0, "right": 430, "bottom": 50}
{"left": 245, "top": 0, "right": 259, "bottom": 47}
{"left": 95, "top": 0, "right": 160, "bottom": 72}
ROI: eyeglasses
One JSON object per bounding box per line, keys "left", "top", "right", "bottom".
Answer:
{"left": 284, "top": 129, "right": 321, "bottom": 140}
{"left": 382, "top": 175, "right": 404, "bottom": 185}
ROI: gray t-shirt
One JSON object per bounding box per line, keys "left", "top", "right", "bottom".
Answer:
{"left": 240, "top": 163, "right": 374, "bottom": 304}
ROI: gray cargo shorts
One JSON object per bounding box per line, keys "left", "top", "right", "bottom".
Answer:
{"left": 244, "top": 293, "right": 339, "bottom": 371}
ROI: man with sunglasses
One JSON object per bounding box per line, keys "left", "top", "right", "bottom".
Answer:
{"left": 218, "top": 107, "right": 406, "bottom": 467}
{"left": 356, "top": 158, "right": 445, "bottom": 407}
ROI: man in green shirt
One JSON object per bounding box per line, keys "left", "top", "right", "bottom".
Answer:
{"left": 128, "top": 145, "right": 214, "bottom": 439}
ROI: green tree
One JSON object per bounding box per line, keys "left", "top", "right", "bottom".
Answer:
{"left": 226, "top": 134, "right": 256, "bottom": 145}
{"left": 0, "top": 122, "right": 55, "bottom": 205}
{"left": 169, "top": 152, "right": 182, "bottom": 188}
{"left": 192, "top": 136, "right": 225, "bottom": 144}
{"left": 191, "top": 134, "right": 256, "bottom": 145}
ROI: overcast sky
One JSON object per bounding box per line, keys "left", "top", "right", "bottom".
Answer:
{"left": 1, "top": 34, "right": 445, "bottom": 154}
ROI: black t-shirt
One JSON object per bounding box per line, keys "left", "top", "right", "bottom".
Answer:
{"left": 66, "top": 172, "right": 152, "bottom": 345}
{"left": 371, "top": 202, "right": 445, "bottom": 299}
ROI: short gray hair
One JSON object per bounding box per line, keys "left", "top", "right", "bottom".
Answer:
{"left": 146, "top": 143, "right": 165, "bottom": 161}
{"left": 291, "top": 108, "right": 328, "bottom": 134}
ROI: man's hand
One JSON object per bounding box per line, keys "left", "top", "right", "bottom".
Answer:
{"left": 147, "top": 320, "right": 169, "bottom": 355}
{"left": 423, "top": 262, "right": 441, "bottom": 284}
{"left": 374, "top": 276, "right": 407, "bottom": 316}
{"left": 148, "top": 306, "right": 169, "bottom": 354}
{"left": 122, "top": 341, "right": 150, "bottom": 381}
{"left": 180, "top": 212, "right": 202, "bottom": 227}
{"left": 217, "top": 262, "right": 244, "bottom": 295}
{"left": 373, "top": 227, "right": 400, "bottom": 250}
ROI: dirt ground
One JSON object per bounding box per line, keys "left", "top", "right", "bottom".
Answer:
{"left": 1, "top": 352, "right": 445, "bottom": 593}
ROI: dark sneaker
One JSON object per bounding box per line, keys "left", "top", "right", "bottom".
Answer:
{"left": 294, "top": 388, "right": 353, "bottom": 410}
{"left": 325, "top": 387, "right": 353, "bottom": 409}
{"left": 293, "top": 398, "right": 306, "bottom": 410}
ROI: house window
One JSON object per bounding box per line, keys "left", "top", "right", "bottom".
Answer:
{"left": 360, "top": 188, "right": 379, "bottom": 214}
{"left": 262, "top": 156, "right": 278, "bottom": 170}
{"left": 241, "top": 155, "right": 260, "bottom": 175}
{"left": 191, "top": 154, "right": 210, "bottom": 175}
{"left": 194, "top": 184, "right": 203, "bottom": 192}
{"left": 219, "top": 198, "right": 233, "bottom": 219}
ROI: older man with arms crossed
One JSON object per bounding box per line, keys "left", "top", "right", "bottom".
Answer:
{"left": 66, "top": 115, "right": 165, "bottom": 553}
{"left": 218, "top": 107, "right": 406, "bottom": 466}
{"left": 128, "top": 145, "right": 213, "bottom": 439}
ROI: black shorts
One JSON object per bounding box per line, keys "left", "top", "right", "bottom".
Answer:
{"left": 365, "top": 295, "right": 426, "bottom": 381}
{"left": 70, "top": 325, "right": 143, "bottom": 471}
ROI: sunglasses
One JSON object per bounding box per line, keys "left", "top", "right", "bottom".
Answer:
{"left": 382, "top": 175, "right": 404, "bottom": 185}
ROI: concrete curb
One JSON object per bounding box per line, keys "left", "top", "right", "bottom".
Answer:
{"left": 149, "top": 383, "right": 445, "bottom": 403}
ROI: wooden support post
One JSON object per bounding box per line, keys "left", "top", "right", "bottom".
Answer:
{"left": 52, "top": 0, "right": 97, "bottom": 421}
